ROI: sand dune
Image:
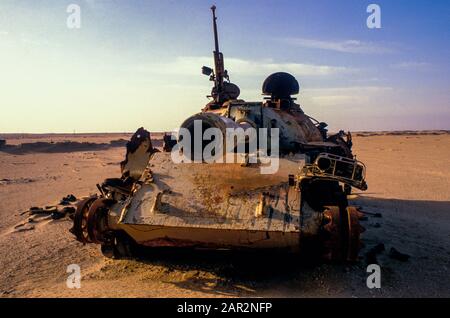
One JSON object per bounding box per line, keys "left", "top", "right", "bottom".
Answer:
{"left": 0, "top": 140, "right": 128, "bottom": 155}
{"left": 0, "top": 133, "right": 164, "bottom": 154}
{"left": 355, "top": 130, "right": 450, "bottom": 137}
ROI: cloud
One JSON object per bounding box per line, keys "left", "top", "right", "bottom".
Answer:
{"left": 134, "top": 56, "right": 354, "bottom": 77}
{"left": 84, "top": 0, "right": 107, "bottom": 9}
{"left": 281, "top": 38, "right": 395, "bottom": 54}
{"left": 390, "top": 61, "right": 431, "bottom": 70}
{"left": 303, "top": 86, "right": 393, "bottom": 107}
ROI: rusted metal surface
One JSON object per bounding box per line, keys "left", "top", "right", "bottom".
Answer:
{"left": 120, "top": 127, "right": 159, "bottom": 180}
{"left": 126, "top": 225, "right": 300, "bottom": 250}
{"left": 70, "top": 195, "right": 97, "bottom": 244}
{"left": 300, "top": 153, "right": 367, "bottom": 190}
{"left": 322, "top": 206, "right": 365, "bottom": 262}
{"left": 194, "top": 101, "right": 325, "bottom": 154}
{"left": 113, "top": 152, "right": 302, "bottom": 233}
{"left": 86, "top": 198, "right": 113, "bottom": 244}
{"left": 162, "top": 133, "right": 176, "bottom": 152}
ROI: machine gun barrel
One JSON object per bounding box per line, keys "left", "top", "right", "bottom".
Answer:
{"left": 211, "top": 5, "right": 220, "bottom": 54}
{"left": 211, "top": 5, "right": 225, "bottom": 100}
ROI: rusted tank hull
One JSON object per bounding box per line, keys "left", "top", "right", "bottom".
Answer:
{"left": 116, "top": 224, "right": 301, "bottom": 251}
{"left": 71, "top": 136, "right": 366, "bottom": 261}
{"left": 103, "top": 152, "right": 306, "bottom": 250}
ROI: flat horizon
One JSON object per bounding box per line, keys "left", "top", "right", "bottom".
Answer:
{"left": 1, "top": 129, "right": 450, "bottom": 136}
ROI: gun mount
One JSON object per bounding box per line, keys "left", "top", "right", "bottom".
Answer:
{"left": 202, "top": 5, "right": 240, "bottom": 108}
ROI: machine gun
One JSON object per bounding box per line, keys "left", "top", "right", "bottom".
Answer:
{"left": 202, "top": 5, "right": 240, "bottom": 106}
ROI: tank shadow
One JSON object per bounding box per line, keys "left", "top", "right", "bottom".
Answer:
{"left": 132, "top": 247, "right": 337, "bottom": 297}
{"left": 119, "top": 196, "right": 450, "bottom": 297}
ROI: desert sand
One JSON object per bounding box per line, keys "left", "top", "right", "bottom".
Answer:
{"left": 0, "top": 131, "right": 449, "bottom": 298}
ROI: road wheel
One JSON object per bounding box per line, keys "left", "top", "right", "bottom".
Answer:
{"left": 321, "top": 205, "right": 365, "bottom": 262}
{"left": 70, "top": 195, "right": 97, "bottom": 243}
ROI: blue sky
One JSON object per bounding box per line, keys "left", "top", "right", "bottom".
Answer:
{"left": 0, "top": 0, "right": 449, "bottom": 132}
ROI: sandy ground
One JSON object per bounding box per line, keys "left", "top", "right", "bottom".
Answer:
{"left": 0, "top": 132, "right": 449, "bottom": 298}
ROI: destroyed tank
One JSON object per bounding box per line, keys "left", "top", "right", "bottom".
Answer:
{"left": 70, "top": 6, "right": 367, "bottom": 262}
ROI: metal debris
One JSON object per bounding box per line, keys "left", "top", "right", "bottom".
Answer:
{"left": 51, "top": 211, "right": 65, "bottom": 220}
{"left": 365, "top": 243, "right": 385, "bottom": 264}
{"left": 51, "top": 206, "right": 76, "bottom": 220}
{"left": 389, "top": 247, "right": 410, "bottom": 262}
{"left": 29, "top": 206, "right": 57, "bottom": 215}
{"left": 23, "top": 203, "right": 76, "bottom": 220}
{"left": 163, "top": 133, "right": 176, "bottom": 152}
{"left": 357, "top": 208, "right": 382, "bottom": 218}
{"left": 60, "top": 194, "right": 77, "bottom": 205}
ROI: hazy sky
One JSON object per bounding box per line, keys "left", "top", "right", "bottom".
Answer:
{"left": 0, "top": 0, "right": 449, "bottom": 133}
